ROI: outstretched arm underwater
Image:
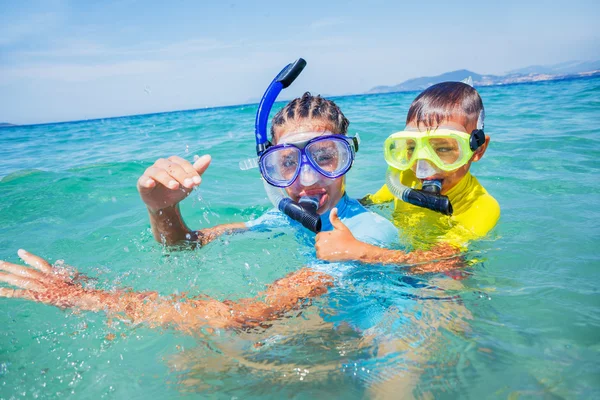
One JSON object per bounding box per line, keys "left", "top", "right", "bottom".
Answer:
{"left": 315, "top": 209, "right": 464, "bottom": 274}
{"left": 137, "top": 154, "right": 248, "bottom": 246}
{"left": 0, "top": 250, "right": 333, "bottom": 334}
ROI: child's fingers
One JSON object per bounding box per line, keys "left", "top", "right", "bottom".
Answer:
{"left": 17, "top": 249, "right": 52, "bottom": 274}
{"left": 155, "top": 159, "right": 194, "bottom": 188}
{"left": 0, "top": 288, "right": 35, "bottom": 300}
{"left": 0, "top": 272, "right": 43, "bottom": 291}
{"left": 144, "top": 166, "right": 181, "bottom": 190}
{"left": 137, "top": 174, "right": 156, "bottom": 193}
{"left": 0, "top": 260, "right": 46, "bottom": 281}
{"left": 329, "top": 208, "right": 348, "bottom": 231}
{"left": 168, "top": 156, "right": 202, "bottom": 185}
{"left": 193, "top": 155, "right": 211, "bottom": 176}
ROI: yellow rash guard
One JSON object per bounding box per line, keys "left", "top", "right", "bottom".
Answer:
{"left": 365, "top": 170, "right": 500, "bottom": 249}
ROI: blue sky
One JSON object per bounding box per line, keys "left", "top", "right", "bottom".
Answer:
{"left": 1, "top": 0, "right": 598, "bottom": 125}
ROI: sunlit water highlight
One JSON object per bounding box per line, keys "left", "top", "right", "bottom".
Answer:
{"left": 1, "top": 77, "right": 599, "bottom": 399}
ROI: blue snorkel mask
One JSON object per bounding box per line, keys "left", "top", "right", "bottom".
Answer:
{"left": 242, "top": 58, "right": 327, "bottom": 233}
{"left": 253, "top": 58, "right": 323, "bottom": 233}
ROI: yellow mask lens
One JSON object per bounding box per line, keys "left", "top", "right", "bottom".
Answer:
{"left": 425, "top": 136, "right": 462, "bottom": 165}
{"left": 384, "top": 130, "right": 473, "bottom": 171}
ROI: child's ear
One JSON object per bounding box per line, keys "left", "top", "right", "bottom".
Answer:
{"left": 471, "top": 135, "right": 490, "bottom": 162}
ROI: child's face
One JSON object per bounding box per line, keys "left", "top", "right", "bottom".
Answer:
{"left": 406, "top": 117, "right": 490, "bottom": 194}
{"left": 273, "top": 120, "right": 346, "bottom": 214}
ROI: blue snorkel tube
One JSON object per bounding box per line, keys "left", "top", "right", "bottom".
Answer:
{"left": 255, "top": 58, "right": 322, "bottom": 233}
{"left": 255, "top": 58, "right": 306, "bottom": 155}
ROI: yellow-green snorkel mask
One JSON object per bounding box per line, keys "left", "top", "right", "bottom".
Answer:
{"left": 382, "top": 126, "right": 486, "bottom": 216}
{"left": 383, "top": 128, "right": 485, "bottom": 172}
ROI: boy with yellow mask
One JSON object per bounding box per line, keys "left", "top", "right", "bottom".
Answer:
{"left": 316, "top": 81, "right": 500, "bottom": 268}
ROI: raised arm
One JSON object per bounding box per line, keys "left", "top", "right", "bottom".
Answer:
{"left": 138, "top": 155, "right": 247, "bottom": 245}
{"left": 0, "top": 250, "right": 333, "bottom": 333}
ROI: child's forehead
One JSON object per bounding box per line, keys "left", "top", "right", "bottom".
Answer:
{"left": 273, "top": 120, "right": 338, "bottom": 143}
{"left": 406, "top": 117, "right": 474, "bottom": 133}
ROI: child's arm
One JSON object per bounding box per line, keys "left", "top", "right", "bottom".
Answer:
{"left": 0, "top": 250, "right": 333, "bottom": 333}
{"left": 315, "top": 210, "right": 462, "bottom": 273}
{"left": 138, "top": 155, "right": 248, "bottom": 246}
{"left": 147, "top": 204, "right": 247, "bottom": 246}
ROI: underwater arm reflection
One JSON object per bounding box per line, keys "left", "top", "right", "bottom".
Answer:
{"left": 0, "top": 250, "right": 333, "bottom": 333}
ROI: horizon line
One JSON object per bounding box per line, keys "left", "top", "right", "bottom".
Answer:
{"left": 2, "top": 73, "right": 598, "bottom": 128}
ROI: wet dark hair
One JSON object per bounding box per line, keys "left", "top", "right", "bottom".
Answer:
{"left": 406, "top": 82, "right": 484, "bottom": 129}
{"left": 270, "top": 92, "right": 349, "bottom": 139}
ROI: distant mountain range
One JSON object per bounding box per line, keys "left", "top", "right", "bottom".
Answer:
{"left": 0, "top": 122, "right": 17, "bottom": 128}
{"left": 366, "top": 60, "right": 600, "bottom": 94}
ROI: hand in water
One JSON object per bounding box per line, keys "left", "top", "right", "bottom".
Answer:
{"left": 0, "top": 250, "right": 335, "bottom": 332}
{"left": 315, "top": 208, "right": 368, "bottom": 261}
{"left": 137, "top": 155, "right": 211, "bottom": 212}
{"left": 0, "top": 250, "right": 102, "bottom": 309}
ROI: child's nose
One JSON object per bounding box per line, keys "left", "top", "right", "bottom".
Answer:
{"left": 299, "top": 164, "right": 319, "bottom": 186}
{"left": 415, "top": 159, "right": 441, "bottom": 179}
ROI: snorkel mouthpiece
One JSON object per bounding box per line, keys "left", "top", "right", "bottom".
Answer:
{"left": 421, "top": 179, "right": 442, "bottom": 194}
{"left": 278, "top": 197, "right": 322, "bottom": 233}
{"left": 403, "top": 179, "right": 453, "bottom": 215}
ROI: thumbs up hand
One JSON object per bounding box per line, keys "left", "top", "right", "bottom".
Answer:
{"left": 315, "top": 208, "right": 367, "bottom": 262}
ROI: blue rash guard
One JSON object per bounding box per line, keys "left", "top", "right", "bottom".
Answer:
{"left": 244, "top": 193, "right": 446, "bottom": 381}
{"left": 245, "top": 193, "right": 428, "bottom": 335}
{"left": 245, "top": 192, "right": 398, "bottom": 248}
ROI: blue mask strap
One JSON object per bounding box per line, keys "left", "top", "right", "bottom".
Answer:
{"left": 255, "top": 58, "right": 307, "bottom": 156}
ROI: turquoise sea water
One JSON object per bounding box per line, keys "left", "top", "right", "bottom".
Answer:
{"left": 1, "top": 77, "right": 599, "bottom": 399}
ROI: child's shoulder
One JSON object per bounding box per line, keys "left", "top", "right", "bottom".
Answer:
{"left": 456, "top": 174, "right": 500, "bottom": 237}
{"left": 469, "top": 174, "right": 500, "bottom": 213}
{"left": 341, "top": 197, "right": 399, "bottom": 246}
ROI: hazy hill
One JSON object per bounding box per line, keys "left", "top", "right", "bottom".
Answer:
{"left": 367, "top": 60, "right": 600, "bottom": 94}
{"left": 507, "top": 60, "right": 600, "bottom": 75}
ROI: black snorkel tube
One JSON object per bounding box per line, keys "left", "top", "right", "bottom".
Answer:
{"left": 385, "top": 170, "right": 453, "bottom": 216}
{"left": 255, "top": 58, "right": 322, "bottom": 233}
{"left": 404, "top": 179, "right": 453, "bottom": 215}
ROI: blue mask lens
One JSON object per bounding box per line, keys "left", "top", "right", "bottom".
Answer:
{"left": 259, "top": 135, "right": 355, "bottom": 187}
